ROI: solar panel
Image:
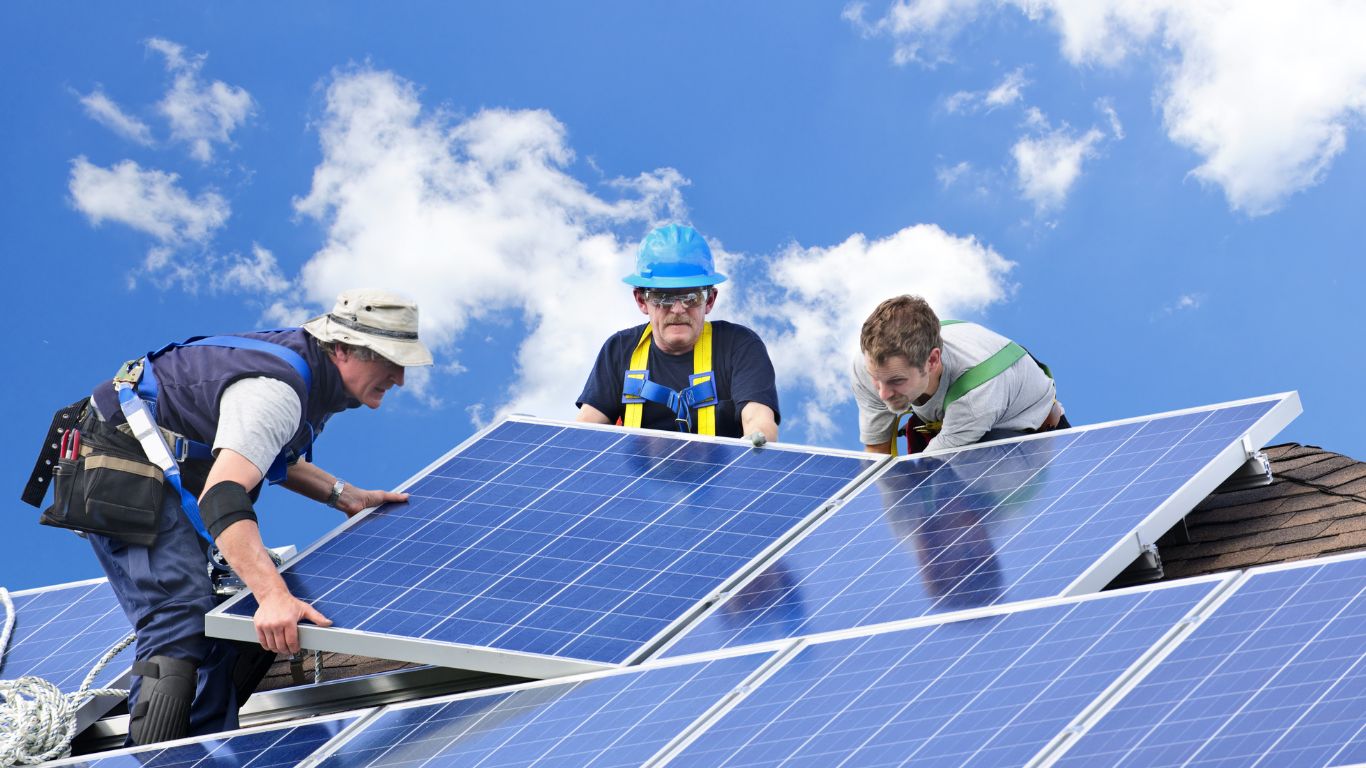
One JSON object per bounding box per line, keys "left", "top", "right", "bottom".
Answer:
{"left": 2, "top": 578, "right": 133, "bottom": 695}
{"left": 1050, "top": 552, "right": 1366, "bottom": 767}
{"left": 661, "top": 394, "right": 1299, "bottom": 657}
{"left": 660, "top": 577, "right": 1224, "bottom": 767}
{"left": 43, "top": 714, "right": 360, "bottom": 767}
{"left": 207, "top": 418, "right": 877, "bottom": 677}
{"left": 310, "top": 651, "right": 773, "bottom": 768}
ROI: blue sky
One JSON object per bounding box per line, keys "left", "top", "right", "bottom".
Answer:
{"left": 3, "top": 2, "right": 1364, "bottom": 591}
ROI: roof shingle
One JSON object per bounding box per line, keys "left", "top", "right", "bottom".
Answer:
{"left": 1142, "top": 442, "right": 1366, "bottom": 582}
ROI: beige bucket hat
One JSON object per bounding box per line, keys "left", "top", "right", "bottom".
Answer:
{"left": 301, "top": 289, "right": 433, "bottom": 367}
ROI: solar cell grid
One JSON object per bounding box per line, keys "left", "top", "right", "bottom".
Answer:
{"left": 662, "top": 395, "right": 1297, "bottom": 658}
{"left": 314, "top": 652, "right": 772, "bottom": 768}
{"left": 210, "top": 418, "right": 876, "bottom": 674}
{"left": 45, "top": 717, "right": 357, "bottom": 767}
{"left": 1055, "top": 553, "right": 1366, "bottom": 768}
{"left": 2, "top": 578, "right": 133, "bottom": 694}
{"left": 663, "top": 578, "right": 1221, "bottom": 767}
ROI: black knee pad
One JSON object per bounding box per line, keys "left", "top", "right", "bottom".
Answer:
{"left": 129, "top": 655, "right": 197, "bottom": 745}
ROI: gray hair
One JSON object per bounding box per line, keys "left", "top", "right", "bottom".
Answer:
{"left": 321, "top": 340, "right": 386, "bottom": 363}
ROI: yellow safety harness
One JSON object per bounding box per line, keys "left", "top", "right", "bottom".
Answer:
{"left": 622, "top": 322, "right": 716, "bottom": 435}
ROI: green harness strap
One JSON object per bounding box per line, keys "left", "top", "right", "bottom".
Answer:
{"left": 939, "top": 319, "right": 1041, "bottom": 409}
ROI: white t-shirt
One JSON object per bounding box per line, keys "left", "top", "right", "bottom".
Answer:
{"left": 851, "top": 322, "right": 1056, "bottom": 452}
{"left": 213, "top": 377, "right": 302, "bottom": 476}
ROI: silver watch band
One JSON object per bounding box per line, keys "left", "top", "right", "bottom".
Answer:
{"left": 326, "top": 479, "right": 346, "bottom": 508}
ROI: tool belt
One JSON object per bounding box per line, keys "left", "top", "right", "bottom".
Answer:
{"left": 24, "top": 400, "right": 168, "bottom": 547}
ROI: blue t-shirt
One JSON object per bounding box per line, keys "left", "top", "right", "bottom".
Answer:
{"left": 576, "top": 320, "right": 781, "bottom": 437}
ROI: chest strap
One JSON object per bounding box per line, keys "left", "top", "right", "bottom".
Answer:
{"left": 621, "top": 323, "right": 717, "bottom": 435}
{"left": 112, "top": 334, "right": 316, "bottom": 544}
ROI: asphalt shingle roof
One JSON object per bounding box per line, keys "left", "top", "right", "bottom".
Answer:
{"left": 1152, "top": 442, "right": 1366, "bottom": 580}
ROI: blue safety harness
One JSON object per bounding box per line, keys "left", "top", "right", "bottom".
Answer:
{"left": 621, "top": 371, "right": 718, "bottom": 433}
{"left": 620, "top": 323, "right": 719, "bottom": 434}
{"left": 116, "top": 334, "right": 314, "bottom": 545}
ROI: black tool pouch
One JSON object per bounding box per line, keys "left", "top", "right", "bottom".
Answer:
{"left": 43, "top": 444, "right": 165, "bottom": 547}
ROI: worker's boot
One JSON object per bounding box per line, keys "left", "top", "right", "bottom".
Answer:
{"left": 128, "top": 655, "right": 197, "bottom": 745}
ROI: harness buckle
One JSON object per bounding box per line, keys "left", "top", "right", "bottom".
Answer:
{"left": 685, "top": 373, "right": 717, "bottom": 408}
{"left": 112, "top": 358, "right": 145, "bottom": 386}
{"left": 621, "top": 369, "right": 649, "bottom": 404}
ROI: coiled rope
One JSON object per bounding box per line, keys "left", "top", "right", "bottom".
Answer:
{"left": 0, "top": 587, "right": 133, "bottom": 766}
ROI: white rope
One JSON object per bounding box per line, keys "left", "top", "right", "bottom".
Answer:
{"left": 0, "top": 587, "right": 134, "bottom": 767}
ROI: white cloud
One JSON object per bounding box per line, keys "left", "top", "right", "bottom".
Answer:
{"left": 214, "top": 244, "right": 291, "bottom": 295}
{"left": 288, "top": 68, "right": 685, "bottom": 423}
{"left": 850, "top": 0, "right": 1366, "bottom": 215}
{"left": 78, "top": 88, "right": 153, "bottom": 145}
{"left": 262, "top": 299, "right": 313, "bottom": 328}
{"left": 945, "top": 68, "right": 1028, "bottom": 113}
{"left": 1011, "top": 125, "right": 1105, "bottom": 212}
{"left": 286, "top": 69, "right": 1014, "bottom": 441}
{"left": 1157, "top": 292, "right": 1204, "bottom": 317}
{"left": 69, "top": 156, "right": 228, "bottom": 243}
{"left": 147, "top": 37, "right": 254, "bottom": 162}
{"left": 68, "top": 156, "right": 242, "bottom": 291}
{"left": 844, "top": 0, "right": 986, "bottom": 65}
{"left": 731, "top": 224, "right": 1013, "bottom": 440}
{"left": 944, "top": 90, "right": 975, "bottom": 114}
{"left": 1097, "top": 97, "right": 1125, "bottom": 139}
{"left": 145, "top": 37, "right": 190, "bottom": 70}
{"left": 936, "top": 160, "right": 996, "bottom": 200}
{"left": 985, "top": 68, "right": 1028, "bottom": 108}
{"left": 937, "top": 160, "right": 972, "bottom": 186}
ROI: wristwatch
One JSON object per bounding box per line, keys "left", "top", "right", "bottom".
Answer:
{"left": 326, "top": 479, "right": 346, "bottom": 509}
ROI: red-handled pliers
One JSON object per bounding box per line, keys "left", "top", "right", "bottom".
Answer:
{"left": 61, "top": 427, "right": 81, "bottom": 460}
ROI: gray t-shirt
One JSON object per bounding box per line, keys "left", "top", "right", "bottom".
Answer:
{"left": 851, "top": 322, "right": 1056, "bottom": 452}
{"left": 213, "top": 377, "right": 302, "bottom": 476}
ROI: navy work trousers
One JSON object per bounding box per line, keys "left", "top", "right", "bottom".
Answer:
{"left": 88, "top": 486, "right": 247, "bottom": 742}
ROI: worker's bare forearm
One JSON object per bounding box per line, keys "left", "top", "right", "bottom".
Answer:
{"left": 281, "top": 460, "right": 336, "bottom": 503}
{"left": 215, "top": 519, "right": 288, "bottom": 601}
{"left": 740, "top": 402, "right": 779, "bottom": 443}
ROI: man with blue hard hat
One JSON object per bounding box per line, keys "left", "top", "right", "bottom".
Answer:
{"left": 21, "top": 289, "right": 432, "bottom": 745}
{"left": 576, "top": 224, "right": 780, "bottom": 441}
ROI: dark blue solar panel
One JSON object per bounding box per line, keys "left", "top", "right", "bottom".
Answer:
{"left": 223, "top": 420, "right": 874, "bottom": 665}
{"left": 2, "top": 580, "right": 134, "bottom": 693}
{"left": 59, "top": 718, "right": 355, "bottom": 767}
{"left": 316, "top": 651, "right": 771, "bottom": 767}
{"left": 669, "top": 580, "right": 1217, "bottom": 767}
{"left": 1057, "top": 555, "right": 1366, "bottom": 767}
{"left": 665, "top": 398, "right": 1286, "bottom": 656}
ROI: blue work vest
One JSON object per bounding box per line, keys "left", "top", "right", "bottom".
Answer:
{"left": 92, "top": 329, "right": 358, "bottom": 494}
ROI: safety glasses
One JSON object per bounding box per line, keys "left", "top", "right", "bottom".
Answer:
{"left": 641, "top": 289, "right": 709, "bottom": 309}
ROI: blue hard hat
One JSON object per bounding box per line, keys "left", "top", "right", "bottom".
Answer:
{"left": 623, "top": 224, "right": 728, "bottom": 288}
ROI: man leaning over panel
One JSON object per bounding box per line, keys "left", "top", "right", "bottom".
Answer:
{"left": 853, "top": 294, "right": 1068, "bottom": 455}
{"left": 23, "top": 289, "right": 432, "bottom": 745}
